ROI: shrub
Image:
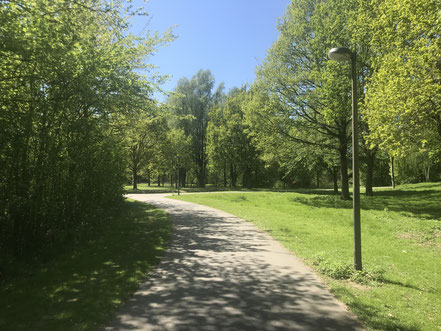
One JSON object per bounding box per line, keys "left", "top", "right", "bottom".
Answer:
{"left": 313, "top": 254, "right": 385, "bottom": 285}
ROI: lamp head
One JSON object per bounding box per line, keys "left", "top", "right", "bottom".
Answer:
{"left": 328, "top": 47, "right": 352, "bottom": 62}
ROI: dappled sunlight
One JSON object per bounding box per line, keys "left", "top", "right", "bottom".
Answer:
{"left": 331, "top": 286, "right": 420, "bottom": 331}
{"left": 0, "top": 201, "right": 172, "bottom": 330}
{"left": 106, "top": 195, "right": 362, "bottom": 330}
{"left": 174, "top": 188, "right": 441, "bottom": 330}
{"left": 279, "top": 185, "right": 441, "bottom": 221}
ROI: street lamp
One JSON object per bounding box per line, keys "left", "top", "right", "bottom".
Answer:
{"left": 328, "top": 47, "right": 362, "bottom": 271}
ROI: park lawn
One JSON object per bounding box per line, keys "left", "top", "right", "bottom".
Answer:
{"left": 124, "top": 183, "right": 177, "bottom": 193}
{"left": 172, "top": 183, "right": 441, "bottom": 331}
{"left": 0, "top": 199, "right": 172, "bottom": 331}
{"left": 124, "top": 182, "right": 248, "bottom": 194}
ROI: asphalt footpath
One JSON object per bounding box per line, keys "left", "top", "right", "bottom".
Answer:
{"left": 104, "top": 193, "right": 364, "bottom": 331}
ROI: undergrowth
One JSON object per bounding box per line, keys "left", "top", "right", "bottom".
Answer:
{"left": 313, "top": 254, "right": 385, "bottom": 285}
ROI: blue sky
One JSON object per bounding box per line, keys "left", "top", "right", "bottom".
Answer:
{"left": 130, "top": 0, "right": 291, "bottom": 100}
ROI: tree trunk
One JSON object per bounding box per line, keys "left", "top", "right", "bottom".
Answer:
{"left": 332, "top": 166, "right": 339, "bottom": 194}
{"left": 180, "top": 168, "right": 186, "bottom": 187}
{"left": 390, "top": 156, "right": 395, "bottom": 188}
{"left": 197, "top": 164, "right": 205, "bottom": 188}
{"left": 339, "top": 144, "right": 350, "bottom": 200}
{"left": 147, "top": 169, "right": 151, "bottom": 186}
{"left": 196, "top": 147, "right": 207, "bottom": 188}
{"left": 223, "top": 160, "right": 227, "bottom": 187}
{"left": 425, "top": 165, "right": 430, "bottom": 182}
{"left": 365, "top": 149, "right": 376, "bottom": 196}
{"left": 132, "top": 168, "right": 138, "bottom": 190}
{"left": 197, "top": 172, "right": 202, "bottom": 188}
{"left": 177, "top": 168, "right": 180, "bottom": 189}
{"left": 230, "top": 163, "right": 237, "bottom": 188}
{"left": 243, "top": 167, "right": 252, "bottom": 188}
{"left": 316, "top": 170, "right": 320, "bottom": 188}
{"left": 157, "top": 174, "right": 161, "bottom": 187}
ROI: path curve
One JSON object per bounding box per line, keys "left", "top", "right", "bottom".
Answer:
{"left": 105, "top": 194, "right": 363, "bottom": 331}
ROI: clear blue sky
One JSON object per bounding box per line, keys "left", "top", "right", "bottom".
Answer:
{"left": 130, "top": 0, "right": 291, "bottom": 100}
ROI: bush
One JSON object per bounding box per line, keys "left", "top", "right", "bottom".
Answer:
{"left": 313, "top": 254, "right": 385, "bottom": 285}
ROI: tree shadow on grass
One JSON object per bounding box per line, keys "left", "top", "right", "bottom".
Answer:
{"left": 288, "top": 186, "right": 441, "bottom": 221}
{"left": 331, "top": 286, "right": 421, "bottom": 331}
{"left": 379, "top": 277, "right": 441, "bottom": 295}
{"left": 364, "top": 189, "right": 441, "bottom": 220}
{"left": 0, "top": 200, "right": 172, "bottom": 331}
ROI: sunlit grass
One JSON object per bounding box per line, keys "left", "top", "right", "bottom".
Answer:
{"left": 0, "top": 199, "right": 172, "bottom": 331}
{"left": 172, "top": 183, "right": 441, "bottom": 331}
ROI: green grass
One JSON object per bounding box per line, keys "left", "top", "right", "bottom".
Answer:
{"left": 0, "top": 199, "right": 172, "bottom": 331}
{"left": 124, "top": 183, "right": 177, "bottom": 193}
{"left": 124, "top": 183, "right": 248, "bottom": 194}
{"left": 172, "top": 183, "right": 441, "bottom": 331}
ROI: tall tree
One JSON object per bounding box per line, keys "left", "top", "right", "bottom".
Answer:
{"left": 168, "top": 70, "right": 224, "bottom": 187}
{"left": 165, "top": 128, "right": 193, "bottom": 187}
{"left": 126, "top": 110, "right": 168, "bottom": 190}
{"left": 251, "top": 0, "right": 365, "bottom": 199}
{"left": 0, "top": 0, "right": 172, "bottom": 258}
{"left": 244, "top": 88, "right": 341, "bottom": 190}
{"left": 208, "top": 87, "right": 262, "bottom": 188}
{"left": 362, "top": 0, "right": 441, "bottom": 156}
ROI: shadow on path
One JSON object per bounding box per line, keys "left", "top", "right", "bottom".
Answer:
{"left": 105, "top": 195, "right": 363, "bottom": 331}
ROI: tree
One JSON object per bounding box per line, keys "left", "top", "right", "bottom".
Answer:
{"left": 250, "top": 0, "right": 367, "bottom": 199}
{"left": 126, "top": 110, "right": 168, "bottom": 190}
{"left": 244, "top": 88, "right": 341, "bottom": 190}
{"left": 165, "top": 129, "right": 192, "bottom": 187}
{"left": 362, "top": 0, "right": 441, "bottom": 156}
{"left": 0, "top": 0, "right": 172, "bottom": 258}
{"left": 208, "top": 87, "right": 263, "bottom": 188}
{"left": 167, "top": 70, "right": 224, "bottom": 187}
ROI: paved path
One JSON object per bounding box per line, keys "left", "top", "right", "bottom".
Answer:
{"left": 105, "top": 194, "right": 363, "bottom": 331}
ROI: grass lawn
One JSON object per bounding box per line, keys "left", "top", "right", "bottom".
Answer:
{"left": 124, "top": 183, "right": 177, "bottom": 193}
{"left": 172, "top": 183, "right": 441, "bottom": 331}
{"left": 0, "top": 199, "right": 172, "bottom": 331}
{"left": 124, "top": 182, "right": 248, "bottom": 194}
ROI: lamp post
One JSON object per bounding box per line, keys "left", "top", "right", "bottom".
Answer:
{"left": 328, "top": 47, "right": 362, "bottom": 271}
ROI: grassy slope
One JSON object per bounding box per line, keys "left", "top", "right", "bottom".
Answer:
{"left": 0, "top": 199, "right": 172, "bottom": 331}
{"left": 173, "top": 183, "right": 441, "bottom": 331}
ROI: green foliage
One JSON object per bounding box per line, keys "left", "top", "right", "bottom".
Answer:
{"left": 362, "top": 0, "right": 441, "bottom": 155}
{"left": 249, "top": 0, "right": 364, "bottom": 198}
{"left": 0, "top": 0, "right": 173, "bottom": 259}
{"left": 207, "top": 87, "right": 268, "bottom": 188}
{"left": 313, "top": 255, "right": 354, "bottom": 280}
{"left": 313, "top": 254, "right": 385, "bottom": 285}
{"left": 245, "top": 0, "right": 441, "bottom": 194}
{"left": 167, "top": 70, "right": 225, "bottom": 187}
{"left": 125, "top": 105, "right": 170, "bottom": 189}
{"left": 394, "top": 150, "right": 441, "bottom": 184}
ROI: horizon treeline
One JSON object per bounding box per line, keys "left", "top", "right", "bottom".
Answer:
{"left": 137, "top": 0, "right": 441, "bottom": 198}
